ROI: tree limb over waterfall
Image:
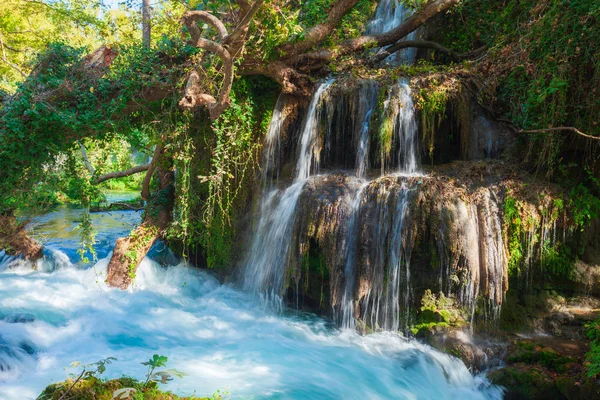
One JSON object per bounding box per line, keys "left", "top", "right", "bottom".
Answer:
{"left": 286, "top": 0, "right": 461, "bottom": 67}
{"left": 240, "top": 0, "right": 461, "bottom": 94}
{"left": 370, "top": 40, "right": 487, "bottom": 64}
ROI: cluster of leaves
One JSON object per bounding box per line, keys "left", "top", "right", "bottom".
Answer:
{"left": 437, "top": 0, "right": 600, "bottom": 178}
{"left": 585, "top": 317, "right": 600, "bottom": 378}
{"left": 504, "top": 195, "right": 524, "bottom": 275}
{"left": 0, "top": 0, "right": 187, "bottom": 91}
{"left": 503, "top": 191, "right": 578, "bottom": 280}
{"left": 0, "top": 37, "right": 193, "bottom": 215}
{"left": 168, "top": 76, "right": 278, "bottom": 268}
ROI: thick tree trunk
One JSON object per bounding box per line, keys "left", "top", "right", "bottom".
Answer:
{"left": 142, "top": 0, "right": 151, "bottom": 48}
{"left": 106, "top": 152, "right": 174, "bottom": 289}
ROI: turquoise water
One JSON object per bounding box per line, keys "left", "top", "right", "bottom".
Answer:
{"left": 0, "top": 208, "right": 504, "bottom": 400}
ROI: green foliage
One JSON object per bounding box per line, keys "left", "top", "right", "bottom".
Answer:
{"left": 504, "top": 196, "right": 524, "bottom": 275}
{"left": 69, "top": 357, "right": 117, "bottom": 379}
{"left": 569, "top": 183, "right": 600, "bottom": 231}
{"left": 298, "top": 0, "right": 377, "bottom": 46}
{"left": 437, "top": 0, "right": 600, "bottom": 176}
{"left": 39, "top": 355, "right": 221, "bottom": 400}
{"left": 168, "top": 77, "right": 277, "bottom": 268}
{"left": 76, "top": 208, "right": 97, "bottom": 264}
{"left": 0, "top": 36, "right": 192, "bottom": 215}
{"left": 509, "top": 342, "right": 576, "bottom": 373}
{"left": 142, "top": 354, "right": 186, "bottom": 386}
{"left": 585, "top": 317, "right": 600, "bottom": 378}
{"left": 411, "top": 289, "right": 464, "bottom": 335}
{"left": 416, "top": 85, "right": 449, "bottom": 159}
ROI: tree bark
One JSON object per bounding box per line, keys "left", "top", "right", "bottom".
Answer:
{"left": 371, "top": 40, "right": 486, "bottom": 63}
{"left": 94, "top": 164, "right": 151, "bottom": 184}
{"left": 142, "top": 0, "right": 151, "bottom": 48}
{"left": 106, "top": 152, "right": 174, "bottom": 289}
{"left": 290, "top": 0, "right": 460, "bottom": 66}
{"left": 519, "top": 127, "right": 600, "bottom": 141}
{"left": 275, "top": 0, "right": 360, "bottom": 56}
{"left": 0, "top": 216, "right": 43, "bottom": 261}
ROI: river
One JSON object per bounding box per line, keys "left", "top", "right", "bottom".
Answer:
{"left": 0, "top": 199, "right": 503, "bottom": 399}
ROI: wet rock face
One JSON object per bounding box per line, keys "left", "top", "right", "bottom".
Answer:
{"left": 284, "top": 168, "right": 512, "bottom": 332}
{"left": 465, "top": 104, "right": 514, "bottom": 160}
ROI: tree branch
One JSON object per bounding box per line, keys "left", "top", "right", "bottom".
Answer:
{"left": 224, "top": 0, "right": 264, "bottom": 54}
{"left": 519, "top": 127, "right": 600, "bottom": 141}
{"left": 141, "top": 145, "right": 162, "bottom": 200}
{"left": 182, "top": 10, "right": 229, "bottom": 41}
{"left": 292, "top": 0, "right": 460, "bottom": 66}
{"left": 371, "top": 40, "right": 485, "bottom": 63}
{"left": 77, "top": 141, "right": 95, "bottom": 175}
{"left": 276, "top": 0, "right": 360, "bottom": 56}
{"left": 0, "top": 33, "right": 27, "bottom": 78}
{"left": 95, "top": 164, "right": 150, "bottom": 184}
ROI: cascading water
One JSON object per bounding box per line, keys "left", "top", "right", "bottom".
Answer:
{"left": 367, "top": 0, "right": 418, "bottom": 64}
{"left": 0, "top": 188, "right": 503, "bottom": 400}
{"left": 338, "top": 183, "right": 367, "bottom": 329}
{"left": 242, "top": 80, "right": 334, "bottom": 302}
{"left": 355, "top": 81, "right": 379, "bottom": 178}
{"left": 261, "top": 94, "right": 285, "bottom": 191}
{"left": 395, "top": 81, "right": 420, "bottom": 175}
{"left": 0, "top": 251, "right": 503, "bottom": 400}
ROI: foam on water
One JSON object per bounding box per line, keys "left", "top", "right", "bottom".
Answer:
{"left": 0, "top": 254, "right": 503, "bottom": 400}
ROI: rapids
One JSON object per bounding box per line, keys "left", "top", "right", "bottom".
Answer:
{"left": 0, "top": 245, "right": 503, "bottom": 400}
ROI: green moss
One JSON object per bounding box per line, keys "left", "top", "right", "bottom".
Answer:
{"left": 411, "top": 289, "right": 465, "bottom": 335}
{"left": 509, "top": 342, "right": 576, "bottom": 373}
{"left": 38, "top": 376, "right": 216, "bottom": 400}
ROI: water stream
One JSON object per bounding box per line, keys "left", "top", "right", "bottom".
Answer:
{"left": 0, "top": 249, "right": 502, "bottom": 400}
{"left": 242, "top": 80, "right": 334, "bottom": 301}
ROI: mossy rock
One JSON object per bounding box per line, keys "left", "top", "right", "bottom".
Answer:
{"left": 555, "top": 376, "right": 600, "bottom": 400}
{"left": 37, "top": 377, "right": 211, "bottom": 400}
{"left": 508, "top": 342, "right": 576, "bottom": 373}
{"left": 488, "top": 364, "right": 566, "bottom": 399}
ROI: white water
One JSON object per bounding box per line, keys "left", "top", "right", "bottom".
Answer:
{"left": 242, "top": 80, "right": 334, "bottom": 300}
{"left": 339, "top": 183, "right": 368, "bottom": 329}
{"left": 0, "top": 252, "right": 503, "bottom": 400}
{"left": 355, "top": 81, "right": 379, "bottom": 178}
{"left": 261, "top": 94, "right": 285, "bottom": 191}
{"left": 395, "top": 81, "right": 420, "bottom": 175}
{"left": 295, "top": 79, "right": 334, "bottom": 182}
{"left": 367, "top": 0, "right": 418, "bottom": 64}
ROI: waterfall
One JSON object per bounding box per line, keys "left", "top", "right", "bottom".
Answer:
{"left": 243, "top": 76, "right": 511, "bottom": 335}
{"left": 261, "top": 94, "right": 285, "bottom": 191}
{"left": 355, "top": 81, "right": 379, "bottom": 178}
{"left": 396, "top": 80, "right": 419, "bottom": 175}
{"left": 242, "top": 80, "right": 334, "bottom": 302}
{"left": 339, "top": 183, "right": 368, "bottom": 329}
{"left": 367, "top": 0, "right": 418, "bottom": 64}
{"left": 296, "top": 79, "right": 334, "bottom": 182}
{"left": 360, "top": 183, "right": 412, "bottom": 332}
